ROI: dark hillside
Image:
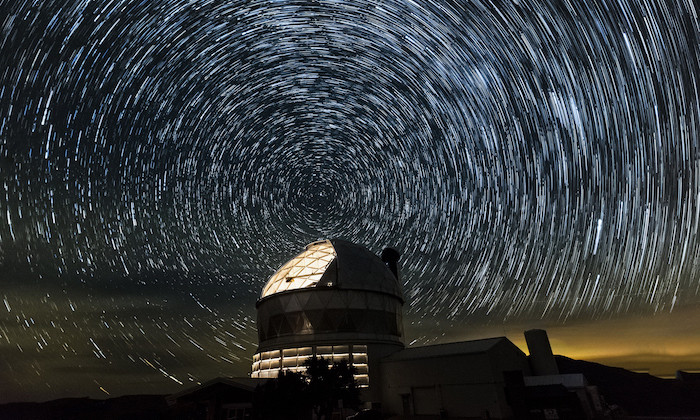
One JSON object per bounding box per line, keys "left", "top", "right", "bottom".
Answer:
{"left": 556, "top": 355, "right": 700, "bottom": 417}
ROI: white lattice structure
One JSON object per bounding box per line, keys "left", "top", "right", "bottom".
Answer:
{"left": 261, "top": 240, "right": 336, "bottom": 298}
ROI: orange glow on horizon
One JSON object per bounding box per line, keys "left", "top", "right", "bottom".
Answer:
{"left": 408, "top": 304, "right": 700, "bottom": 377}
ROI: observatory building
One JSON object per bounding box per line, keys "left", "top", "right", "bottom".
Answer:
{"left": 251, "top": 239, "right": 404, "bottom": 399}
{"left": 248, "top": 239, "right": 603, "bottom": 418}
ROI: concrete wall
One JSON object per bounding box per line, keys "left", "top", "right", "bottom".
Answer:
{"left": 379, "top": 345, "right": 529, "bottom": 419}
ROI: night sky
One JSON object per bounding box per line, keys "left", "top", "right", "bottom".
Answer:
{"left": 1, "top": 0, "right": 699, "bottom": 403}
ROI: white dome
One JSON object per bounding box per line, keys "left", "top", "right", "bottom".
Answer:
{"left": 260, "top": 239, "right": 402, "bottom": 300}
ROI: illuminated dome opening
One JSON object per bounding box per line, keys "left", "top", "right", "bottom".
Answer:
{"left": 261, "top": 240, "right": 337, "bottom": 298}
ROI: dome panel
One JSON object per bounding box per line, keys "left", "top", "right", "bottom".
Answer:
{"left": 261, "top": 240, "right": 337, "bottom": 298}
{"left": 331, "top": 240, "right": 403, "bottom": 299}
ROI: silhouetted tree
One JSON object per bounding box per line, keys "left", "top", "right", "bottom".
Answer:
{"left": 253, "top": 356, "right": 361, "bottom": 420}
{"left": 328, "top": 359, "right": 361, "bottom": 411}
{"left": 304, "top": 356, "right": 360, "bottom": 420}
{"left": 253, "top": 370, "right": 309, "bottom": 420}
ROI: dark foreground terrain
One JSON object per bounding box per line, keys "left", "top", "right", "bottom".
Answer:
{"left": 2, "top": 357, "right": 700, "bottom": 419}
{"left": 0, "top": 394, "right": 169, "bottom": 420}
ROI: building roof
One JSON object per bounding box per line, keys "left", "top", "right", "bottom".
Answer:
{"left": 167, "top": 377, "right": 268, "bottom": 404}
{"left": 381, "top": 337, "right": 513, "bottom": 362}
{"left": 260, "top": 239, "right": 402, "bottom": 300}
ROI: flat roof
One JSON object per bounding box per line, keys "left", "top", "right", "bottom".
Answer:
{"left": 381, "top": 337, "right": 512, "bottom": 362}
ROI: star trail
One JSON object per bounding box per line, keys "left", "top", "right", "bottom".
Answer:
{"left": 1, "top": 0, "right": 699, "bottom": 402}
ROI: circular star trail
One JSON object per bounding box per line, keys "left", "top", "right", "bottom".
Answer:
{"left": 0, "top": 0, "right": 699, "bottom": 401}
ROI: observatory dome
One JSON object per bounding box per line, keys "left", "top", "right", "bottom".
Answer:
{"left": 252, "top": 239, "right": 405, "bottom": 393}
{"left": 260, "top": 239, "right": 403, "bottom": 300}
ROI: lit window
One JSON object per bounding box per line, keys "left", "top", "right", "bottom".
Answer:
{"left": 251, "top": 344, "right": 370, "bottom": 387}
{"left": 226, "top": 407, "right": 249, "bottom": 420}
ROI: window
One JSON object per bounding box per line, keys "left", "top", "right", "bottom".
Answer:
{"left": 225, "top": 407, "right": 250, "bottom": 420}
{"left": 251, "top": 344, "right": 370, "bottom": 387}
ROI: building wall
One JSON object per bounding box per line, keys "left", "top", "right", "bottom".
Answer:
{"left": 486, "top": 340, "right": 533, "bottom": 418}
{"left": 380, "top": 343, "right": 530, "bottom": 419}
{"left": 255, "top": 289, "right": 403, "bottom": 351}
{"left": 380, "top": 353, "right": 499, "bottom": 418}
{"left": 253, "top": 286, "right": 405, "bottom": 404}
{"left": 487, "top": 340, "right": 533, "bottom": 379}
